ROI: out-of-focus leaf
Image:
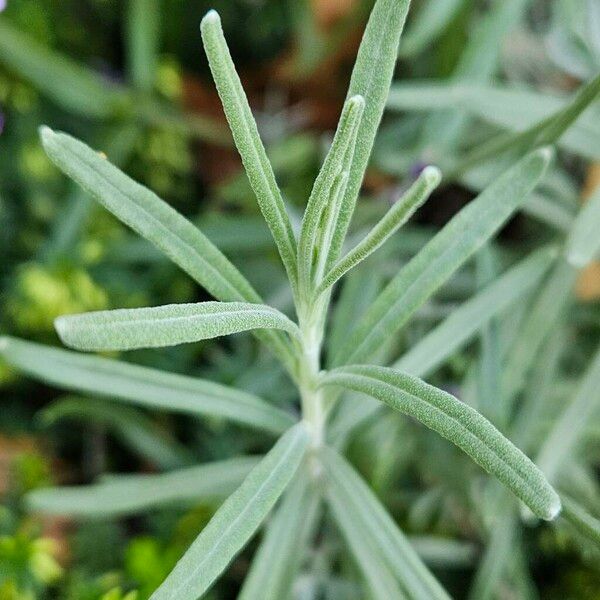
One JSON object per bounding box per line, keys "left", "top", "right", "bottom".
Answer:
{"left": 238, "top": 469, "right": 321, "bottom": 600}
{"left": 27, "top": 457, "right": 258, "bottom": 518}
{"left": 0, "top": 337, "right": 295, "bottom": 434}
{"left": 40, "top": 397, "right": 190, "bottom": 469}
{"left": 321, "top": 446, "right": 450, "bottom": 598}
{"left": 0, "top": 17, "right": 130, "bottom": 117}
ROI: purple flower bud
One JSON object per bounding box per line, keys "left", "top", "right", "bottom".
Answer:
{"left": 0, "top": 1, "right": 6, "bottom": 13}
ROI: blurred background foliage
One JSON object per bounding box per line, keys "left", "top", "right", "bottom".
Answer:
{"left": 0, "top": 0, "right": 600, "bottom": 598}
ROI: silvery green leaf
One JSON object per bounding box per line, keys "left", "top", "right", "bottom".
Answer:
{"left": 150, "top": 422, "right": 310, "bottom": 600}
{"left": 238, "top": 468, "right": 321, "bottom": 600}
{"left": 395, "top": 246, "right": 557, "bottom": 378}
{"left": 55, "top": 301, "right": 301, "bottom": 352}
{"left": 536, "top": 343, "right": 600, "bottom": 482}
{"left": 200, "top": 11, "right": 298, "bottom": 287}
{"left": 561, "top": 495, "right": 600, "bottom": 545}
{"left": 565, "top": 186, "right": 600, "bottom": 267}
{"left": 126, "top": 0, "right": 159, "bottom": 92}
{"left": 468, "top": 499, "right": 517, "bottom": 600}
{"left": 39, "top": 127, "right": 295, "bottom": 373}
{"left": 321, "top": 446, "right": 450, "bottom": 599}
{"left": 334, "top": 148, "right": 552, "bottom": 365}
{"left": 321, "top": 366, "right": 561, "bottom": 520}
{"left": 40, "top": 397, "right": 190, "bottom": 469}
{"left": 297, "top": 95, "right": 364, "bottom": 298}
{"left": 418, "top": 0, "right": 528, "bottom": 154}
{"left": 327, "top": 0, "right": 411, "bottom": 267}
{"left": 26, "top": 457, "right": 258, "bottom": 518}
{"left": 317, "top": 166, "right": 441, "bottom": 294}
{"left": 0, "top": 336, "right": 294, "bottom": 434}
{"left": 399, "top": 0, "right": 465, "bottom": 58}
{"left": 387, "top": 82, "right": 600, "bottom": 160}
{"left": 503, "top": 258, "right": 577, "bottom": 405}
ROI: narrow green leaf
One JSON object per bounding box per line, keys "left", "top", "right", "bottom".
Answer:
{"left": 468, "top": 500, "right": 518, "bottom": 600}
{"left": 0, "top": 17, "right": 130, "bottom": 118}
{"left": 327, "top": 0, "right": 411, "bottom": 267}
{"left": 536, "top": 343, "right": 600, "bottom": 482}
{"left": 399, "top": 0, "right": 465, "bottom": 58}
{"left": 394, "top": 246, "right": 557, "bottom": 378}
{"left": 561, "top": 495, "right": 600, "bottom": 545}
{"left": 55, "top": 301, "right": 301, "bottom": 352}
{"left": 328, "top": 489, "right": 406, "bottom": 600}
{"left": 0, "top": 336, "right": 294, "bottom": 434}
{"left": 150, "top": 422, "right": 310, "bottom": 600}
{"left": 387, "top": 81, "right": 600, "bottom": 159}
{"left": 238, "top": 469, "right": 321, "bottom": 600}
{"left": 200, "top": 11, "right": 298, "bottom": 286}
{"left": 41, "top": 397, "right": 191, "bottom": 470}
{"left": 321, "top": 446, "right": 450, "bottom": 599}
{"left": 565, "top": 186, "right": 600, "bottom": 267}
{"left": 321, "top": 366, "right": 561, "bottom": 520}
{"left": 298, "top": 95, "right": 365, "bottom": 297}
{"left": 126, "top": 0, "right": 160, "bottom": 92}
{"left": 39, "top": 127, "right": 296, "bottom": 374}
{"left": 26, "top": 457, "right": 258, "bottom": 518}
{"left": 447, "top": 71, "right": 600, "bottom": 179}
{"left": 334, "top": 147, "right": 552, "bottom": 365}
{"left": 317, "top": 166, "right": 441, "bottom": 294}
{"left": 503, "top": 258, "right": 577, "bottom": 405}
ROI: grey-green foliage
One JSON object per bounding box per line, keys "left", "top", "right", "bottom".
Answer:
{"left": 5, "top": 1, "right": 583, "bottom": 597}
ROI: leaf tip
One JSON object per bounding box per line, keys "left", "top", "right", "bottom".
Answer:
{"left": 545, "top": 494, "right": 562, "bottom": 521}
{"left": 201, "top": 9, "right": 220, "bottom": 29}
{"left": 421, "top": 165, "right": 442, "bottom": 187}
{"left": 536, "top": 145, "right": 555, "bottom": 166}
{"left": 38, "top": 125, "right": 55, "bottom": 147}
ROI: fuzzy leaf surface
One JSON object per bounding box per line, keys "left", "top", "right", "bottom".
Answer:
{"left": 321, "top": 365, "right": 561, "bottom": 520}
{"left": 200, "top": 11, "right": 297, "bottom": 285}
{"left": 55, "top": 302, "right": 300, "bottom": 352}
{"left": 150, "top": 422, "right": 310, "bottom": 600}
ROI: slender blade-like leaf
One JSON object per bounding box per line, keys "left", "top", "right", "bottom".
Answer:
{"left": 0, "top": 18, "right": 130, "bottom": 118}
{"left": 0, "top": 336, "right": 294, "bottom": 434}
{"left": 565, "top": 185, "right": 600, "bottom": 267}
{"left": 334, "top": 147, "right": 552, "bottom": 365}
{"left": 317, "top": 166, "right": 441, "bottom": 294}
{"left": 26, "top": 457, "right": 258, "bottom": 518}
{"left": 321, "top": 446, "right": 450, "bottom": 599}
{"left": 40, "top": 397, "right": 191, "bottom": 469}
{"left": 327, "top": 0, "right": 411, "bottom": 267}
{"left": 321, "top": 366, "right": 561, "bottom": 520}
{"left": 150, "top": 422, "right": 310, "bottom": 600}
{"left": 298, "top": 95, "right": 364, "bottom": 297}
{"left": 238, "top": 468, "right": 321, "bottom": 600}
{"left": 561, "top": 495, "right": 600, "bottom": 545}
{"left": 55, "top": 301, "right": 301, "bottom": 352}
{"left": 126, "top": 0, "right": 160, "bottom": 92}
{"left": 39, "top": 127, "right": 296, "bottom": 373}
{"left": 536, "top": 343, "right": 600, "bottom": 482}
{"left": 200, "top": 11, "right": 298, "bottom": 286}
{"left": 394, "top": 246, "right": 557, "bottom": 378}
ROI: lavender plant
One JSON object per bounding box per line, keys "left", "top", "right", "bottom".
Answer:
{"left": 3, "top": 1, "right": 600, "bottom": 598}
